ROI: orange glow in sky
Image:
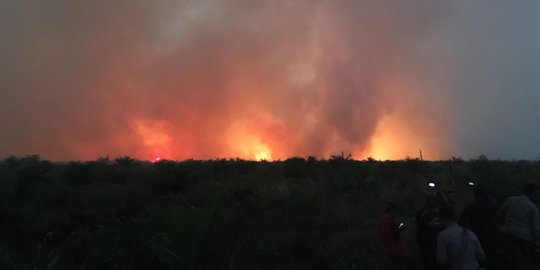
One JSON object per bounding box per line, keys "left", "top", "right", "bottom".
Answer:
{"left": 131, "top": 112, "right": 446, "bottom": 161}
{"left": 364, "top": 114, "right": 445, "bottom": 161}
{"left": 2, "top": 1, "right": 510, "bottom": 162}
{"left": 367, "top": 117, "right": 405, "bottom": 160}
{"left": 135, "top": 120, "right": 173, "bottom": 161}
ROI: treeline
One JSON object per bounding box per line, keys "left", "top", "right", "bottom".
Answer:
{"left": 0, "top": 155, "right": 539, "bottom": 270}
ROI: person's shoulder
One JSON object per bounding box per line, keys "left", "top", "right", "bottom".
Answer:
{"left": 467, "top": 229, "right": 480, "bottom": 241}
{"left": 437, "top": 229, "right": 448, "bottom": 240}
{"left": 504, "top": 195, "right": 520, "bottom": 204}
{"left": 524, "top": 197, "right": 539, "bottom": 209}
{"left": 438, "top": 225, "right": 457, "bottom": 238}
{"left": 516, "top": 194, "right": 535, "bottom": 204}
{"left": 438, "top": 226, "right": 449, "bottom": 234}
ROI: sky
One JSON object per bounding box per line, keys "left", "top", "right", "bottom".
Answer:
{"left": 1, "top": 0, "right": 539, "bottom": 161}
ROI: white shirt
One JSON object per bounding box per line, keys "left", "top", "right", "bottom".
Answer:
{"left": 500, "top": 194, "right": 540, "bottom": 242}
{"left": 437, "top": 223, "right": 486, "bottom": 270}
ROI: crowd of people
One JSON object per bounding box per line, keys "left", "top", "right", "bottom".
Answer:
{"left": 377, "top": 183, "right": 540, "bottom": 270}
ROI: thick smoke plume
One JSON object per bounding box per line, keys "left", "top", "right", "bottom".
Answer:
{"left": 1, "top": 0, "right": 454, "bottom": 160}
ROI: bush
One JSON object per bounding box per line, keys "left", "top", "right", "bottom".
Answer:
{"left": 0, "top": 157, "right": 539, "bottom": 269}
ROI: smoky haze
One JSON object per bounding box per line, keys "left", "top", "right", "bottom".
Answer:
{"left": 0, "top": 0, "right": 538, "bottom": 161}
{"left": 422, "top": 1, "right": 540, "bottom": 160}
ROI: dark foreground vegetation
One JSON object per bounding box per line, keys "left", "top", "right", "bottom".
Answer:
{"left": 0, "top": 155, "right": 539, "bottom": 269}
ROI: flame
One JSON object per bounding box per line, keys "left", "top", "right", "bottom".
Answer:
{"left": 254, "top": 145, "right": 273, "bottom": 161}
{"left": 368, "top": 134, "right": 394, "bottom": 160}
{"left": 367, "top": 116, "right": 411, "bottom": 160}
{"left": 224, "top": 116, "right": 286, "bottom": 161}
{"left": 235, "top": 138, "right": 274, "bottom": 161}
{"left": 226, "top": 130, "right": 274, "bottom": 161}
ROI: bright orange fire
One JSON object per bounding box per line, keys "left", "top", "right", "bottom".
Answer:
{"left": 130, "top": 114, "right": 444, "bottom": 161}
{"left": 228, "top": 134, "right": 274, "bottom": 161}
{"left": 222, "top": 115, "right": 292, "bottom": 161}
{"left": 254, "top": 145, "right": 273, "bottom": 161}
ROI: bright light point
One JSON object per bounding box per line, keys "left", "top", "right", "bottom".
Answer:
{"left": 153, "top": 156, "right": 162, "bottom": 163}
{"left": 428, "top": 182, "right": 436, "bottom": 187}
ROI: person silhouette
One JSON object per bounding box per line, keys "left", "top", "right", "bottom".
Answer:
{"left": 437, "top": 207, "right": 486, "bottom": 270}
{"left": 377, "top": 203, "right": 417, "bottom": 270}
{"left": 499, "top": 183, "right": 540, "bottom": 269}
{"left": 415, "top": 195, "right": 445, "bottom": 270}
{"left": 459, "top": 185, "right": 497, "bottom": 248}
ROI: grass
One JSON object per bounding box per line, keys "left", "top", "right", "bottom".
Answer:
{"left": 0, "top": 155, "right": 538, "bottom": 269}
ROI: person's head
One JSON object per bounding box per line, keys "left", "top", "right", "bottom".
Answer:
{"left": 473, "top": 185, "right": 486, "bottom": 200}
{"left": 438, "top": 206, "right": 456, "bottom": 226}
{"left": 523, "top": 183, "right": 536, "bottom": 197}
{"left": 425, "top": 195, "right": 439, "bottom": 209}
{"left": 384, "top": 202, "right": 399, "bottom": 214}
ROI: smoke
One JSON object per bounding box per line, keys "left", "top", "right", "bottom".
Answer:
{"left": 0, "top": 0, "right": 458, "bottom": 160}
{"left": 426, "top": 1, "right": 540, "bottom": 160}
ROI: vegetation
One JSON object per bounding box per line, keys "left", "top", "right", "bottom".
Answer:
{"left": 0, "top": 155, "right": 539, "bottom": 269}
